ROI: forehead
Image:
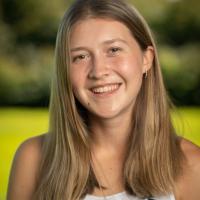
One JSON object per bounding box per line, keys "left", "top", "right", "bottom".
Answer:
{"left": 70, "top": 18, "right": 134, "bottom": 46}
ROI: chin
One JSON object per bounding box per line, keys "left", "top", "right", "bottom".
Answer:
{"left": 89, "top": 108, "right": 123, "bottom": 120}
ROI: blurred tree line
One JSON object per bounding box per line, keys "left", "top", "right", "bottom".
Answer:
{"left": 0, "top": 0, "right": 199, "bottom": 106}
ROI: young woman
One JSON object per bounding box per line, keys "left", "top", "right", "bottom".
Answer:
{"left": 7, "top": 0, "right": 200, "bottom": 200}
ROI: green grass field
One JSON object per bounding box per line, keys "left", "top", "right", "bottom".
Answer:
{"left": 0, "top": 107, "right": 199, "bottom": 200}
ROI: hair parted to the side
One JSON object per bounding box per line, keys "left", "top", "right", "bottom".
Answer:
{"left": 33, "top": 0, "right": 185, "bottom": 199}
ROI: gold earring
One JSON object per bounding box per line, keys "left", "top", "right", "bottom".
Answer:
{"left": 145, "top": 69, "right": 148, "bottom": 78}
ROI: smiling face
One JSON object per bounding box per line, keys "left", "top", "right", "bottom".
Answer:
{"left": 69, "top": 18, "right": 153, "bottom": 120}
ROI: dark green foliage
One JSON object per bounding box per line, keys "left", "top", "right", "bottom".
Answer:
{"left": 0, "top": 0, "right": 199, "bottom": 106}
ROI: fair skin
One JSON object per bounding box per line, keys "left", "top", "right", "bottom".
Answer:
{"left": 7, "top": 18, "right": 200, "bottom": 200}
{"left": 69, "top": 18, "right": 152, "bottom": 150}
{"left": 69, "top": 18, "right": 153, "bottom": 194}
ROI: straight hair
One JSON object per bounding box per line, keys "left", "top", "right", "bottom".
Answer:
{"left": 33, "top": 0, "right": 185, "bottom": 199}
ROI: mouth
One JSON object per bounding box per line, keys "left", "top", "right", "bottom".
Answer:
{"left": 89, "top": 83, "right": 122, "bottom": 96}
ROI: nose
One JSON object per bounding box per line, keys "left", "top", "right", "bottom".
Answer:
{"left": 88, "top": 55, "right": 110, "bottom": 79}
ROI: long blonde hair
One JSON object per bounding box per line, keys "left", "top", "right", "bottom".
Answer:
{"left": 34, "top": 0, "right": 185, "bottom": 199}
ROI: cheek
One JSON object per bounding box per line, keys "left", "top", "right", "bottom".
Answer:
{"left": 113, "top": 55, "right": 143, "bottom": 77}
{"left": 70, "top": 68, "right": 90, "bottom": 107}
{"left": 70, "top": 61, "right": 89, "bottom": 86}
{"left": 115, "top": 56, "right": 144, "bottom": 97}
{"left": 70, "top": 65, "right": 85, "bottom": 86}
{"left": 70, "top": 69, "right": 82, "bottom": 96}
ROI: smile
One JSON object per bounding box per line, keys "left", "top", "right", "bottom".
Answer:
{"left": 90, "top": 83, "right": 121, "bottom": 94}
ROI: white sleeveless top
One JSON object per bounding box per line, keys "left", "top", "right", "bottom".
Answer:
{"left": 83, "top": 191, "right": 175, "bottom": 200}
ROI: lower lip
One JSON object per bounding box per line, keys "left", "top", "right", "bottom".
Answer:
{"left": 90, "top": 84, "right": 122, "bottom": 98}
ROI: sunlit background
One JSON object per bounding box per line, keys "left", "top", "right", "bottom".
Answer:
{"left": 0, "top": 0, "right": 200, "bottom": 199}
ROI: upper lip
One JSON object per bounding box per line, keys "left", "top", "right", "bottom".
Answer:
{"left": 89, "top": 82, "right": 122, "bottom": 90}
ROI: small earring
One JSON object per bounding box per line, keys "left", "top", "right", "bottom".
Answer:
{"left": 145, "top": 69, "right": 148, "bottom": 78}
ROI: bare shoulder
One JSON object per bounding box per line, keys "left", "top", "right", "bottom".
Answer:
{"left": 176, "top": 137, "right": 200, "bottom": 199}
{"left": 180, "top": 137, "right": 200, "bottom": 168}
{"left": 7, "top": 133, "right": 47, "bottom": 200}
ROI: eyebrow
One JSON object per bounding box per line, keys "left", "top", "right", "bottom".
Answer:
{"left": 70, "top": 38, "right": 128, "bottom": 52}
{"left": 103, "top": 38, "right": 128, "bottom": 45}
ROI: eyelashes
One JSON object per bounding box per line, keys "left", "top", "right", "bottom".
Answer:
{"left": 108, "top": 47, "right": 122, "bottom": 55}
{"left": 72, "top": 54, "right": 89, "bottom": 63}
{"left": 71, "top": 46, "right": 123, "bottom": 63}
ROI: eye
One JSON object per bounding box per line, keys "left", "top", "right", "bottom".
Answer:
{"left": 108, "top": 47, "right": 122, "bottom": 55}
{"left": 72, "top": 54, "right": 89, "bottom": 63}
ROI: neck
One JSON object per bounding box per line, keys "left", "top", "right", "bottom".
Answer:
{"left": 88, "top": 111, "right": 133, "bottom": 156}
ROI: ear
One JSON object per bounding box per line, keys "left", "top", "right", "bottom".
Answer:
{"left": 142, "top": 46, "right": 154, "bottom": 74}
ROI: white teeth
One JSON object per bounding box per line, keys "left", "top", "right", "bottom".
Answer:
{"left": 91, "top": 84, "right": 119, "bottom": 94}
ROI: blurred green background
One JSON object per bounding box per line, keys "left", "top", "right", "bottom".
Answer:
{"left": 0, "top": 0, "right": 199, "bottom": 199}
